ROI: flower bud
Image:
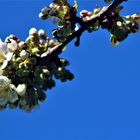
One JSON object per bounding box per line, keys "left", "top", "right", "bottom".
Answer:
{"left": 42, "top": 69, "right": 50, "bottom": 75}
{"left": 110, "top": 34, "right": 120, "bottom": 46}
{"left": 39, "top": 13, "right": 45, "bottom": 19}
{"left": 41, "top": 6, "right": 50, "bottom": 15}
{"left": 51, "top": 16, "right": 61, "bottom": 24}
{"left": 16, "top": 84, "right": 27, "bottom": 96}
{"left": 131, "top": 13, "right": 140, "bottom": 24}
{"left": 31, "top": 48, "right": 40, "bottom": 54}
{"left": 0, "top": 51, "right": 6, "bottom": 63}
{"left": 49, "top": 9, "right": 57, "bottom": 16}
{"left": 49, "top": 40, "right": 55, "bottom": 47}
{"left": 38, "top": 90, "right": 46, "bottom": 102}
{"left": 19, "top": 62, "right": 24, "bottom": 69}
{"left": 130, "top": 23, "right": 139, "bottom": 33}
{"left": 24, "top": 61, "right": 33, "bottom": 69}
{"left": 19, "top": 50, "right": 30, "bottom": 59}
{"left": 38, "top": 29, "right": 46, "bottom": 38}
{"left": 18, "top": 41, "right": 27, "bottom": 49}
{"left": 87, "top": 12, "right": 92, "bottom": 16}
{"left": 40, "top": 73, "right": 46, "bottom": 80}
{"left": 93, "top": 8, "right": 101, "bottom": 14}
{"left": 60, "top": 58, "right": 70, "bottom": 66}
{"left": 58, "top": 67, "right": 63, "bottom": 72}
{"left": 16, "top": 57, "right": 22, "bottom": 63}
{"left": 80, "top": 10, "right": 88, "bottom": 17}
{"left": 49, "top": 3, "right": 58, "bottom": 8}
{"left": 9, "top": 102, "right": 18, "bottom": 109}
{"left": 29, "top": 28, "right": 38, "bottom": 36}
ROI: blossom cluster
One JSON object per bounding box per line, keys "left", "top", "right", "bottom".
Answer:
{"left": 0, "top": 27, "right": 74, "bottom": 112}
{"left": 109, "top": 13, "right": 140, "bottom": 46}
{"left": 39, "top": 0, "right": 78, "bottom": 42}
{"left": 79, "top": 5, "right": 140, "bottom": 46}
{"left": 0, "top": 0, "right": 139, "bottom": 112}
{"left": 0, "top": 0, "right": 77, "bottom": 112}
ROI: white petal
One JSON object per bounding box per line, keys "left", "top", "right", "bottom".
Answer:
{"left": 5, "top": 52, "right": 13, "bottom": 61}
{"left": 0, "top": 39, "right": 7, "bottom": 53}
{"left": 0, "top": 76, "right": 10, "bottom": 90}
{"left": 1, "top": 60, "right": 8, "bottom": 69}
{"left": 16, "top": 84, "right": 27, "bottom": 96}
{"left": 7, "top": 40, "right": 18, "bottom": 52}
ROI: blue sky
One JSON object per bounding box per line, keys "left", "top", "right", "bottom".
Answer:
{"left": 0, "top": 0, "right": 140, "bottom": 140}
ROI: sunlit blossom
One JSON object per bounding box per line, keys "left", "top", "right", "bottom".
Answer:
{"left": 0, "top": 76, "right": 18, "bottom": 105}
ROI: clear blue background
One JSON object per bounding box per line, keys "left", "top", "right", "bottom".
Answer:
{"left": 0, "top": 0, "right": 140, "bottom": 140}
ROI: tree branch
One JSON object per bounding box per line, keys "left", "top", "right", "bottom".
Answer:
{"left": 37, "top": 0, "right": 127, "bottom": 65}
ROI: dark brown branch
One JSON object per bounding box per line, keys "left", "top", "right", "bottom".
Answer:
{"left": 37, "top": 0, "right": 127, "bottom": 65}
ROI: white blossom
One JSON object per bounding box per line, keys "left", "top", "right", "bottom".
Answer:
{"left": 0, "top": 39, "right": 14, "bottom": 69}
{"left": 0, "top": 76, "right": 18, "bottom": 105}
